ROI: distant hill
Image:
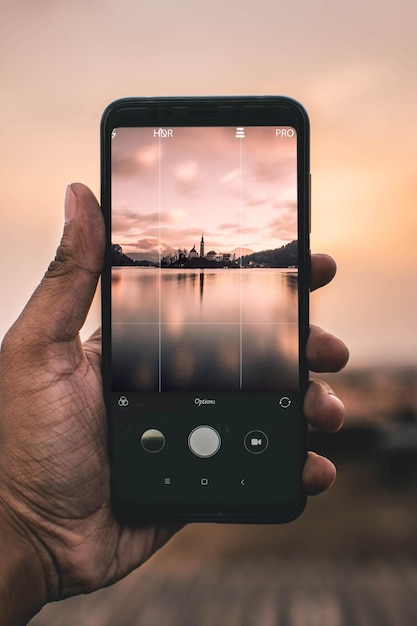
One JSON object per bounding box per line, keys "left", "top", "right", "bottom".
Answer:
{"left": 128, "top": 238, "right": 176, "bottom": 263}
{"left": 230, "top": 246, "right": 254, "bottom": 258}
{"left": 111, "top": 244, "right": 157, "bottom": 267}
{"left": 240, "top": 240, "right": 298, "bottom": 267}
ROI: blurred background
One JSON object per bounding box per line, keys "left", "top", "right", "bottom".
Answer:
{"left": 1, "top": 1, "right": 417, "bottom": 624}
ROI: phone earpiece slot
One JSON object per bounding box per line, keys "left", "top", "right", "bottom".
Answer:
{"left": 187, "top": 108, "right": 218, "bottom": 119}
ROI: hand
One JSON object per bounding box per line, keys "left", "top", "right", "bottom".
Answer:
{"left": 0, "top": 184, "right": 348, "bottom": 623}
{"left": 304, "top": 255, "right": 349, "bottom": 493}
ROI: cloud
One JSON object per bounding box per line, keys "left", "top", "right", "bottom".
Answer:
{"left": 219, "top": 223, "right": 256, "bottom": 236}
{"left": 219, "top": 222, "right": 240, "bottom": 232}
{"left": 112, "top": 207, "right": 161, "bottom": 236}
{"left": 220, "top": 169, "right": 240, "bottom": 183}
{"left": 273, "top": 199, "right": 297, "bottom": 211}
{"left": 112, "top": 206, "right": 139, "bottom": 234}
{"left": 268, "top": 207, "right": 297, "bottom": 241}
{"left": 137, "top": 144, "right": 160, "bottom": 167}
{"left": 129, "top": 238, "right": 160, "bottom": 251}
{"left": 244, "top": 190, "right": 271, "bottom": 207}
{"left": 112, "top": 144, "right": 160, "bottom": 177}
{"left": 113, "top": 207, "right": 188, "bottom": 230}
{"left": 167, "top": 208, "right": 187, "bottom": 222}
{"left": 174, "top": 161, "right": 199, "bottom": 193}
{"left": 253, "top": 158, "right": 295, "bottom": 184}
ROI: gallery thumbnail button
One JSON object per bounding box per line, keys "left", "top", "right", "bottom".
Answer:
{"left": 141, "top": 429, "right": 165, "bottom": 453}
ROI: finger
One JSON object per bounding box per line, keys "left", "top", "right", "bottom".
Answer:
{"left": 307, "top": 325, "right": 349, "bottom": 373}
{"left": 10, "top": 184, "right": 105, "bottom": 346}
{"left": 83, "top": 328, "right": 102, "bottom": 375}
{"left": 302, "top": 451, "right": 336, "bottom": 495}
{"left": 304, "top": 378, "right": 345, "bottom": 432}
{"left": 310, "top": 254, "right": 337, "bottom": 292}
{"left": 86, "top": 328, "right": 101, "bottom": 346}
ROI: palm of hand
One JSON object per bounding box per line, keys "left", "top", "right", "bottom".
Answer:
{"left": 0, "top": 322, "right": 175, "bottom": 601}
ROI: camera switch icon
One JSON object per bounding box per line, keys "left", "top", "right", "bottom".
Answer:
{"left": 279, "top": 396, "right": 291, "bottom": 409}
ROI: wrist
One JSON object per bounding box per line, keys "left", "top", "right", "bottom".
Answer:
{"left": 0, "top": 504, "right": 47, "bottom": 625}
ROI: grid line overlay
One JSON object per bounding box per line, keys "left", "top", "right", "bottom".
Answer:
{"left": 239, "top": 136, "right": 243, "bottom": 389}
{"left": 158, "top": 135, "right": 162, "bottom": 392}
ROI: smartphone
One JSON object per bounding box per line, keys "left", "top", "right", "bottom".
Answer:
{"left": 101, "top": 96, "right": 310, "bottom": 523}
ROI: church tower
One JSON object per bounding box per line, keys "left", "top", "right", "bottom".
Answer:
{"left": 200, "top": 234, "right": 205, "bottom": 259}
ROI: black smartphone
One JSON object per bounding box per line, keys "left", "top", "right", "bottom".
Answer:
{"left": 101, "top": 96, "right": 310, "bottom": 523}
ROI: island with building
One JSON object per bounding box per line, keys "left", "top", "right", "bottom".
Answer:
{"left": 161, "top": 235, "right": 240, "bottom": 268}
{"left": 111, "top": 236, "right": 298, "bottom": 269}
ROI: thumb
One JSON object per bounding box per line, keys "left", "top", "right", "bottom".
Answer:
{"left": 12, "top": 183, "right": 105, "bottom": 346}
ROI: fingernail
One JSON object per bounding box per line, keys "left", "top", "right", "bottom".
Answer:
{"left": 65, "top": 184, "right": 77, "bottom": 224}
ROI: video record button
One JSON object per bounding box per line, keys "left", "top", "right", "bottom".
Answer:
{"left": 244, "top": 430, "right": 269, "bottom": 454}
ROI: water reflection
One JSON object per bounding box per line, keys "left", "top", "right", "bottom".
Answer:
{"left": 112, "top": 268, "right": 298, "bottom": 392}
{"left": 200, "top": 272, "right": 204, "bottom": 303}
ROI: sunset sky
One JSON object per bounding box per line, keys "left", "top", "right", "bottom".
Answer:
{"left": 1, "top": 0, "right": 417, "bottom": 368}
{"left": 112, "top": 126, "right": 297, "bottom": 255}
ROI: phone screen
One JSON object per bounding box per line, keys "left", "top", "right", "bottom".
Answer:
{"left": 102, "top": 98, "right": 309, "bottom": 522}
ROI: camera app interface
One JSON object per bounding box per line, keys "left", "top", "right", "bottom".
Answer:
{"left": 111, "top": 126, "right": 299, "bottom": 396}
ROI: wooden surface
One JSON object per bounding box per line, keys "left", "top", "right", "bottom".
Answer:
{"left": 30, "top": 558, "right": 417, "bottom": 626}
{"left": 28, "top": 458, "right": 417, "bottom": 625}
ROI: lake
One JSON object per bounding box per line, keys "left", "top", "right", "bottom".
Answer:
{"left": 111, "top": 268, "right": 299, "bottom": 392}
